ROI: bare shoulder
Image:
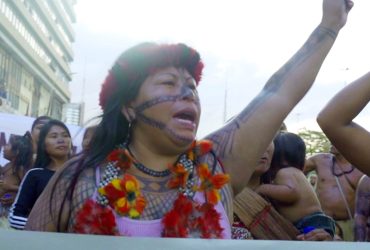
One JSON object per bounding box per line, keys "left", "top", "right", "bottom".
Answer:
{"left": 274, "top": 167, "right": 296, "bottom": 181}
{"left": 276, "top": 167, "right": 298, "bottom": 175}
{"left": 309, "top": 153, "right": 331, "bottom": 161}
{"left": 275, "top": 167, "right": 306, "bottom": 183}
{"left": 309, "top": 153, "right": 332, "bottom": 167}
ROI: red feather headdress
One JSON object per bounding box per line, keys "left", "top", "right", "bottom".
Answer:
{"left": 99, "top": 43, "right": 204, "bottom": 110}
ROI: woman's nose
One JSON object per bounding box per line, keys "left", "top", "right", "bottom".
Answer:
{"left": 57, "top": 137, "right": 66, "bottom": 143}
{"left": 180, "top": 85, "right": 196, "bottom": 101}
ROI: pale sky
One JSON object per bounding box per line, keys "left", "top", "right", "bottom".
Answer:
{"left": 70, "top": 0, "right": 370, "bottom": 137}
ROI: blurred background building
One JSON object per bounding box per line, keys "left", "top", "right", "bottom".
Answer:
{"left": 62, "top": 102, "right": 83, "bottom": 126}
{"left": 0, "top": 0, "right": 78, "bottom": 121}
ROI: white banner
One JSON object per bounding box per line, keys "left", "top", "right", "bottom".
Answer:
{"left": 0, "top": 112, "right": 84, "bottom": 166}
{"left": 0, "top": 229, "right": 368, "bottom": 250}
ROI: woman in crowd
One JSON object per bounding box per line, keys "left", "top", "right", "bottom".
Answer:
{"left": 26, "top": 0, "right": 353, "bottom": 238}
{"left": 0, "top": 133, "right": 33, "bottom": 228}
{"left": 81, "top": 125, "right": 97, "bottom": 152}
{"left": 8, "top": 120, "right": 72, "bottom": 229}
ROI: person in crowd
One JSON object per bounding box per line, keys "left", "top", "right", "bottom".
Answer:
{"left": 30, "top": 116, "right": 51, "bottom": 157}
{"left": 81, "top": 126, "right": 97, "bottom": 152}
{"left": 303, "top": 145, "right": 364, "bottom": 241}
{"left": 232, "top": 141, "right": 276, "bottom": 240}
{"left": 0, "top": 133, "right": 33, "bottom": 228}
{"left": 317, "top": 71, "right": 370, "bottom": 178}
{"left": 316, "top": 70, "right": 370, "bottom": 241}
{"left": 354, "top": 175, "right": 370, "bottom": 241}
{"left": 233, "top": 138, "right": 334, "bottom": 241}
{"left": 8, "top": 120, "right": 72, "bottom": 229}
{"left": 256, "top": 132, "right": 335, "bottom": 237}
{"left": 25, "top": 0, "right": 353, "bottom": 237}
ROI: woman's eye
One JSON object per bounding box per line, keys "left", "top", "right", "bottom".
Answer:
{"left": 162, "top": 81, "right": 175, "bottom": 86}
{"left": 188, "top": 84, "right": 196, "bottom": 91}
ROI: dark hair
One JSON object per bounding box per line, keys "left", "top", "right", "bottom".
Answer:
{"left": 34, "top": 119, "right": 71, "bottom": 169}
{"left": 82, "top": 126, "right": 97, "bottom": 140}
{"left": 267, "top": 132, "right": 306, "bottom": 182}
{"left": 52, "top": 42, "right": 204, "bottom": 231}
{"left": 31, "top": 116, "right": 51, "bottom": 131}
{"left": 9, "top": 132, "right": 33, "bottom": 179}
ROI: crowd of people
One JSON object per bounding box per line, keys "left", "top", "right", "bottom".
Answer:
{"left": 0, "top": 0, "right": 369, "bottom": 243}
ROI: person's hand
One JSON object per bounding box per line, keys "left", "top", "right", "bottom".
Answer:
{"left": 0, "top": 179, "right": 13, "bottom": 191}
{"left": 0, "top": 193, "right": 14, "bottom": 206}
{"left": 254, "top": 184, "right": 265, "bottom": 195}
{"left": 321, "top": 0, "right": 354, "bottom": 32}
{"left": 296, "top": 228, "right": 333, "bottom": 241}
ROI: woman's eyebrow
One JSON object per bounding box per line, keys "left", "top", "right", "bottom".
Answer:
{"left": 156, "top": 72, "right": 177, "bottom": 78}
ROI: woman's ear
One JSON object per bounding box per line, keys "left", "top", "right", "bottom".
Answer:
{"left": 121, "top": 104, "right": 136, "bottom": 122}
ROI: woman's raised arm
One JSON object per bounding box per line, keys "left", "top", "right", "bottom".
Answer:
{"left": 207, "top": 0, "right": 354, "bottom": 194}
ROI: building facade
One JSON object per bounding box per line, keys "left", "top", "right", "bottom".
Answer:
{"left": 62, "top": 102, "right": 84, "bottom": 126}
{"left": 0, "top": 0, "right": 75, "bottom": 119}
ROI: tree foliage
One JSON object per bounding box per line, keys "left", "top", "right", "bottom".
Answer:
{"left": 298, "top": 128, "right": 330, "bottom": 157}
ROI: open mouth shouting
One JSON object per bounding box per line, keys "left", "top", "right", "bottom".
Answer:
{"left": 173, "top": 108, "right": 198, "bottom": 131}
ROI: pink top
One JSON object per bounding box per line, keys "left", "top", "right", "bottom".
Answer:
{"left": 94, "top": 168, "right": 231, "bottom": 238}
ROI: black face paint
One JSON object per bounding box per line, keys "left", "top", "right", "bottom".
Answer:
{"left": 136, "top": 113, "right": 166, "bottom": 130}
{"left": 132, "top": 82, "right": 199, "bottom": 143}
{"left": 134, "top": 95, "right": 178, "bottom": 113}
{"left": 136, "top": 113, "right": 194, "bottom": 144}
{"left": 134, "top": 87, "right": 199, "bottom": 114}
{"left": 165, "top": 126, "right": 194, "bottom": 144}
{"left": 135, "top": 92, "right": 199, "bottom": 143}
{"left": 179, "top": 84, "right": 199, "bottom": 102}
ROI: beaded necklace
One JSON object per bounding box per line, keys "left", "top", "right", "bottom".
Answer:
{"left": 331, "top": 157, "right": 355, "bottom": 177}
{"left": 127, "top": 146, "right": 172, "bottom": 177}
